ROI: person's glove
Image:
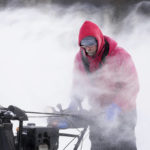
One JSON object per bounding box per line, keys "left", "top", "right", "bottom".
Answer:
{"left": 106, "top": 103, "right": 121, "bottom": 121}
{"left": 67, "top": 96, "right": 83, "bottom": 112}
{"left": 47, "top": 103, "right": 87, "bottom": 129}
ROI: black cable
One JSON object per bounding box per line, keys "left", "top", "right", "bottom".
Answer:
{"left": 63, "top": 136, "right": 77, "bottom": 150}
{"left": 28, "top": 115, "right": 62, "bottom": 118}
{"left": 80, "top": 139, "right": 83, "bottom": 150}
{"left": 25, "top": 111, "right": 72, "bottom": 116}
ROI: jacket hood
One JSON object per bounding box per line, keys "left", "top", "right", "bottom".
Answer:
{"left": 78, "top": 21, "right": 105, "bottom": 56}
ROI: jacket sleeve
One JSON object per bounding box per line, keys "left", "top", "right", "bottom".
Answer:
{"left": 68, "top": 52, "right": 85, "bottom": 110}
{"left": 112, "top": 48, "right": 139, "bottom": 111}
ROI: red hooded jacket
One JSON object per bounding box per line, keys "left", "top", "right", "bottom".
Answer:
{"left": 72, "top": 21, "right": 139, "bottom": 111}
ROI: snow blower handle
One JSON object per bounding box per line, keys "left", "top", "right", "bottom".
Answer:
{"left": 56, "top": 104, "right": 63, "bottom": 112}
{"left": 8, "top": 105, "right": 28, "bottom": 121}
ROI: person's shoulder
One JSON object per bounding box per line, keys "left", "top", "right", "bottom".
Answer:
{"left": 104, "top": 35, "right": 131, "bottom": 58}
{"left": 112, "top": 47, "right": 133, "bottom": 65}
{"left": 115, "top": 46, "right": 130, "bottom": 57}
{"left": 74, "top": 50, "right": 82, "bottom": 63}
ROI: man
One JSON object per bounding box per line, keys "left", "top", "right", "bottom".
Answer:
{"left": 69, "top": 21, "right": 139, "bottom": 150}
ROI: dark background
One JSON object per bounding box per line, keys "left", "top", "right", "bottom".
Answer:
{"left": 0, "top": 0, "right": 150, "bottom": 20}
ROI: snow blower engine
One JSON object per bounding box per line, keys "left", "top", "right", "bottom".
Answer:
{"left": 0, "top": 105, "right": 59, "bottom": 150}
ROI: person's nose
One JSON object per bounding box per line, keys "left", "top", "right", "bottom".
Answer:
{"left": 86, "top": 47, "right": 91, "bottom": 51}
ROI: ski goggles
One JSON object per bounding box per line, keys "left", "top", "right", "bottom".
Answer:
{"left": 80, "top": 36, "right": 97, "bottom": 46}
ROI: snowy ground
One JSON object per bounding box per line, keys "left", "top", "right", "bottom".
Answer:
{"left": 0, "top": 2, "right": 150, "bottom": 150}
